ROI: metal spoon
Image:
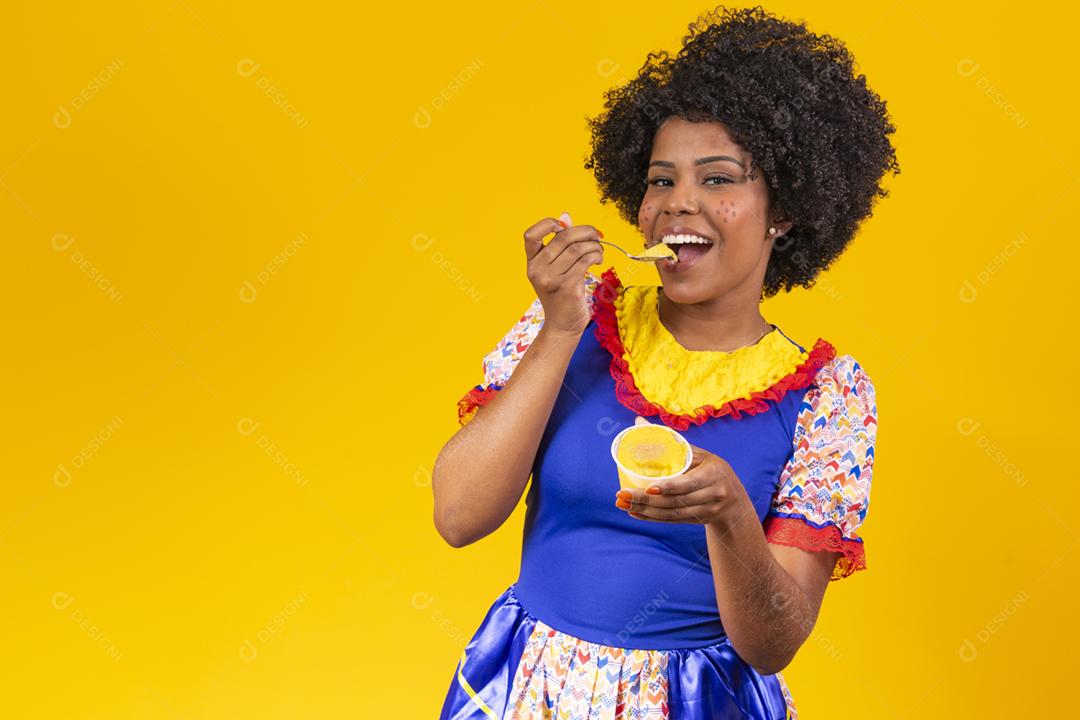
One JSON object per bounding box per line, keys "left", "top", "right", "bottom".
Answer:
{"left": 557, "top": 212, "right": 675, "bottom": 263}
{"left": 596, "top": 238, "right": 675, "bottom": 263}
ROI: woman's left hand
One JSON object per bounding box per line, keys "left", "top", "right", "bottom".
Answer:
{"left": 614, "top": 444, "right": 741, "bottom": 525}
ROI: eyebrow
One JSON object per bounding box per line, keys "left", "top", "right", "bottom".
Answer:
{"left": 648, "top": 155, "right": 745, "bottom": 170}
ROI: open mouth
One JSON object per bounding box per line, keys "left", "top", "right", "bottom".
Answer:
{"left": 660, "top": 234, "right": 714, "bottom": 264}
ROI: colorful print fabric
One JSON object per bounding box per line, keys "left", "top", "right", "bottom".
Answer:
{"left": 762, "top": 354, "right": 877, "bottom": 579}
{"left": 479, "top": 273, "right": 601, "bottom": 389}
{"left": 507, "top": 619, "right": 669, "bottom": 719}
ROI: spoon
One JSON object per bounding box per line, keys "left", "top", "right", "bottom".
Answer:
{"left": 558, "top": 212, "right": 677, "bottom": 263}
{"left": 597, "top": 239, "right": 673, "bottom": 262}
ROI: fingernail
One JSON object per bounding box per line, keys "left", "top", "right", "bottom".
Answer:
{"left": 597, "top": 230, "right": 604, "bottom": 238}
{"left": 615, "top": 490, "right": 631, "bottom": 500}
{"left": 558, "top": 211, "right": 572, "bottom": 227}
{"left": 646, "top": 486, "right": 661, "bottom": 495}
{"left": 616, "top": 500, "right": 631, "bottom": 509}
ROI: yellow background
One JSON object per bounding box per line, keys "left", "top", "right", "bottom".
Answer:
{"left": 2, "top": 1, "right": 1075, "bottom": 717}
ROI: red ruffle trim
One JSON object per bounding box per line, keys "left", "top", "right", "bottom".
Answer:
{"left": 456, "top": 385, "right": 503, "bottom": 426}
{"left": 590, "top": 267, "right": 837, "bottom": 431}
{"left": 763, "top": 515, "right": 867, "bottom": 581}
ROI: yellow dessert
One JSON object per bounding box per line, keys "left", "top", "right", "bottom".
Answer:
{"left": 616, "top": 425, "right": 686, "bottom": 477}
{"left": 640, "top": 243, "right": 677, "bottom": 261}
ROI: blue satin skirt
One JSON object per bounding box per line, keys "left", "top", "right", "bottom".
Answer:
{"left": 438, "top": 584, "right": 796, "bottom": 719}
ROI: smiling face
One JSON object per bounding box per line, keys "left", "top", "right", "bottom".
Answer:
{"left": 637, "top": 116, "right": 791, "bottom": 304}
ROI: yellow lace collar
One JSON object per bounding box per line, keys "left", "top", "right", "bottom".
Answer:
{"left": 590, "top": 267, "right": 836, "bottom": 429}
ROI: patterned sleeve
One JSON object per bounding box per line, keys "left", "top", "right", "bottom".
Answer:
{"left": 762, "top": 354, "right": 878, "bottom": 580}
{"left": 456, "top": 272, "right": 601, "bottom": 426}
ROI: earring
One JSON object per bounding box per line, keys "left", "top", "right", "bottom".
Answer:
{"left": 768, "top": 227, "right": 777, "bottom": 235}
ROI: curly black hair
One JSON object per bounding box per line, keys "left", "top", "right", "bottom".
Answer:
{"left": 584, "top": 5, "right": 900, "bottom": 297}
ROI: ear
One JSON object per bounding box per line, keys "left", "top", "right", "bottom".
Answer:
{"left": 771, "top": 215, "right": 794, "bottom": 238}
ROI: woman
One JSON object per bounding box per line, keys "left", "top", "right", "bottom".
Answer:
{"left": 433, "top": 5, "right": 899, "bottom": 718}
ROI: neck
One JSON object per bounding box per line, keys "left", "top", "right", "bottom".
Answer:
{"left": 657, "top": 284, "right": 770, "bottom": 352}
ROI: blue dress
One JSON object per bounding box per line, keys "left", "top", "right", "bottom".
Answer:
{"left": 440, "top": 267, "right": 877, "bottom": 719}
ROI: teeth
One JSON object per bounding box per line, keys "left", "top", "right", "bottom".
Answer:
{"left": 661, "top": 234, "right": 712, "bottom": 245}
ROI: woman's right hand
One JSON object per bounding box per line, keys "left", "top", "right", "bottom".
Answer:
{"left": 522, "top": 213, "right": 604, "bottom": 337}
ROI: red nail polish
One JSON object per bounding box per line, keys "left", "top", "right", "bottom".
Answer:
{"left": 597, "top": 230, "right": 605, "bottom": 238}
{"left": 646, "top": 486, "right": 661, "bottom": 495}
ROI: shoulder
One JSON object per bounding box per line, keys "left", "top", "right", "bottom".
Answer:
{"left": 797, "top": 352, "right": 878, "bottom": 441}
{"left": 501, "top": 269, "right": 606, "bottom": 336}
{"left": 481, "top": 271, "right": 605, "bottom": 385}
{"left": 766, "top": 352, "right": 877, "bottom": 580}
{"left": 809, "top": 354, "right": 876, "bottom": 402}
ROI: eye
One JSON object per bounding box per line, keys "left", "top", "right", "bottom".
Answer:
{"left": 646, "top": 175, "right": 732, "bottom": 187}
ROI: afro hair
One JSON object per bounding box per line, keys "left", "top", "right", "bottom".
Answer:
{"left": 584, "top": 4, "right": 900, "bottom": 297}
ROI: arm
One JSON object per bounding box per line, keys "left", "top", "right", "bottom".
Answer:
{"left": 708, "top": 354, "right": 877, "bottom": 672}
{"left": 432, "top": 214, "right": 606, "bottom": 548}
{"left": 432, "top": 324, "right": 582, "bottom": 548}
{"left": 703, "top": 490, "right": 839, "bottom": 675}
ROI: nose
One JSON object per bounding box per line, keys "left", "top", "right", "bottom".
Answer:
{"left": 662, "top": 179, "right": 699, "bottom": 215}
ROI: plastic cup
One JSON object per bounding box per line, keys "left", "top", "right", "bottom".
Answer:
{"left": 610, "top": 423, "right": 692, "bottom": 490}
